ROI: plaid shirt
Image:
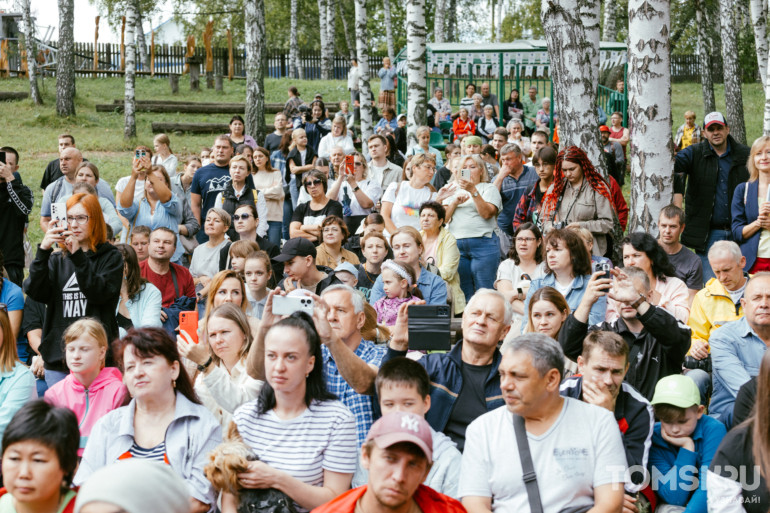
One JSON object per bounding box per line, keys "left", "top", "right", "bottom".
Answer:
{"left": 323, "top": 339, "right": 386, "bottom": 447}
{"left": 512, "top": 181, "right": 545, "bottom": 231}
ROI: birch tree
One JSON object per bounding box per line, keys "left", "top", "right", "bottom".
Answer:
{"left": 355, "top": 0, "right": 374, "bottom": 152}
{"left": 124, "top": 1, "right": 137, "bottom": 139}
{"left": 134, "top": 2, "right": 149, "bottom": 72}
{"left": 719, "top": 0, "right": 747, "bottom": 143}
{"left": 434, "top": 0, "right": 446, "bottom": 42}
{"left": 327, "top": 0, "right": 337, "bottom": 58}
{"left": 383, "top": 0, "right": 396, "bottom": 61}
{"left": 580, "top": 0, "right": 601, "bottom": 99}
{"left": 541, "top": 0, "right": 606, "bottom": 175}
{"left": 338, "top": 1, "right": 356, "bottom": 59}
{"left": 627, "top": 0, "right": 674, "bottom": 234}
{"left": 602, "top": 0, "right": 618, "bottom": 41}
{"left": 496, "top": 0, "right": 504, "bottom": 40}
{"left": 318, "top": 0, "right": 331, "bottom": 79}
{"left": 245, "top": 0, "right": 266, "bottom": 144}
{"left": 407, "top": 0, "right": 427, "bottom": 149}
{"left": 21, "top": 0, "right": 42, "bottom": 105}
{"left": 750, "top": 0, "right": 770, "bottom": 134}
{"left": 289, "top": 0, "right": 302, "bottom": 79}
{"left": 446, "top": 0, "right": 457, "bottom": 41}
{"left": 696, "top": 0, "right": 716, "bottom": 113}
{"left": 57, "top": 0, "right": 76, "bottom": 117}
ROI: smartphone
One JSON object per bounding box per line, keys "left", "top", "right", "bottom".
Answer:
{"left": 135, "top": 149, "right": 141, "bottom": 160}
{"left": 272, "top": 295, "right": 314, "bottom": 316}
{"left": 345, "top": 154, "right": 355, "bottom": 175}
{"left": 407, "top": 305, "right": 451, "bottom": 351}
{"left": 0, "top": 151, "right": 5, "bottom": 164}
{"left": 517, "top": 287, "right": 523, "bottom": 295}
{"left": 179, "top": 311, "right": 199, "bottom": 343}
{"left": 461, "top": 168, "right": 471, "bottom": 181}
{"left": 51, "top": 202, "right": 68, "bottom": 229}
{"left": 599, "top": 261, "right": 612, "bottom": 280}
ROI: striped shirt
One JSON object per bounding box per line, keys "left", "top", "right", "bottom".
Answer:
{"left": 234, "top": 399, "right": 357, "bottom": 512}
{"left": 122, "top": 441, "right": 168, "bottom": 463}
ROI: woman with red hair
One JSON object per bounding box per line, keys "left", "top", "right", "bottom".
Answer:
{"left": 539, "top": 146, "right": 617, "bottom": 258}
{"left": 27, "top": 193, "right": 124, "bottom": 388}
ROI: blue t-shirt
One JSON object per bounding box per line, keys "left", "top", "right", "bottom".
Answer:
{"left": 0, "top": 278, "right": 24, "bottom": 312}
{"left": 190, "top": 163, "right": 254, "bottom": 242}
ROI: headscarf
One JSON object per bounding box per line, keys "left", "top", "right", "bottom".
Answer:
{"left": 539, "top": 145, "right": 615, "bottom": 223}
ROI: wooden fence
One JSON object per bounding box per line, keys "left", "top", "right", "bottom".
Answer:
{"left": 670, "top": 54, "right": 724, "bottom": 83}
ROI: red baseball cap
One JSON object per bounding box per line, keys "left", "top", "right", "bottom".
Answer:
{"left": 704, "top": 112, "right": 727, "bottom": 129}
{"left": 599, "top": 125, "right": 611, "bottom": 133}
{"left": 365, "top": 412, "right": 433, "bottom": 463}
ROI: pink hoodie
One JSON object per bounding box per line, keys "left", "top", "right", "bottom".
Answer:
{"left": 45, "top": 367, "right": 127, "bottom": 455}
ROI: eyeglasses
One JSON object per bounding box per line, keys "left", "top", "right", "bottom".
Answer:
{"left": 305, "top": 179, "right": 323, "bottom": 187}
{"left": 232, "top": 213, "right": 252, "bottom": 221}
{"left": 67, "top": 215, "right": 90, "bottom": 225}
{"left": 516, "top": 237, "right": 537, "bottom": 243}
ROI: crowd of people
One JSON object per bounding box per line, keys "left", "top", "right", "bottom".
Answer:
{"left": 0, "top": 72, "right": 769, "bottom": 513}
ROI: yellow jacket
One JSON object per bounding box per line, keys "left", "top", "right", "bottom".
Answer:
{"left": 687, "top": 277, "right": 746, "bottom": 353}
{"left": 422, "top": 227, "right": 466, "bottom": 314}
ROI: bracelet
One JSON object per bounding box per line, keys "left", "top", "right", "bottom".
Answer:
{"left": 197, "top": 357, "right": 213, "bottom": 372}
{"left": 629, "top": 294, "right": 646, "bottom": 310}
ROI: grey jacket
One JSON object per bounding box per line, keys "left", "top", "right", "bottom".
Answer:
{"left": 545, "top": 181, "right": 614, "bottom": 256}
{"left": 74, "top": 392, "right": 222, "bottom": 508}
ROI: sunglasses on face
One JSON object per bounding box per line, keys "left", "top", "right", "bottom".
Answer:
{"left": 305, "top": 179, "right": 323, "bottom": 187}
{"left": 233, "top": 213, "right": 252, "bottom": 221}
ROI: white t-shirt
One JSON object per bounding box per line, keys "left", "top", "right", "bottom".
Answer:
{"left": 459, "top": 399, "right": 627, "bottom": 512}
{"left": 553, "top": 279, "right": 574, "bottom": 298}
{"left": 444, "top": 182, "right": 503, "bottom": 239}
{"left": 382, "top": 182, "right": 437, "bottom": 230}
{"left": 233, "top": 399, "right": 357, "bottom": 512}
{"left": 116, "top": 176, "right": 146, "bottom": 204}
{"left": 331, "top": 178, "right": 383, "bottom": 216}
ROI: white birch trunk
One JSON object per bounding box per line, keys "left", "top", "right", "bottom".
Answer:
{"left": 383, "top": 0, "right": 395, "bottom": 62}
{"left": 491, "top": 0, "right": 496, "bottom": 40}
{"left": 56, "top": 0, "right": 76, "bottom": 117}
{"left": 355, "top": 0, "right": 374, "bottom": 153}
{"left": 318, "top": 0, "right": 331, "bottom": 79}
{"left": 541, "top": 0, "right": 606, "bottom": 176}
{"left": 627, "top": 0, "right": 674, "bottom": 234}
{"left": 434, "top": 0, "right": 445, "bottom": 43}
{"left": 749, "top": 0, "right": 770, "bottom": 134}
{"left": 696, "top": 0, "right": 717, "bottom": 113}
{"left": 580, "top": 0, "right": 601, "bottom": 99}
{"left": 496, "top": 0, "right": 504, "bottom": 41}
{"left": 602, "top": 0, "right": 618, "bottom": 41}
{"left": 407, "top": 0, "right": 427, "bottom": 149}
{"left": 720, "top": 0, "right": 748, "bottom": 143}
{"left": 134, "top": 0, "right": 148, "bottom": 72}
{"left": 124, "top": 1, "right": 137, "bottom": 139}
{"left": 22, "top": 0, "right": 42, "bottom": 105}
{"left": 338, "top": 1, "right": 356, "bottom": 59}
{"left": 290, "top": 0, "right": 303, "bottom": 79}
{"left": 245, "top": 0, "right": 266, "bottom": 144}
{"left": 446, "top": 0, "right": 457, "bottom": 41}
{"left": 327, "top": 0, "right": 337, "bottom": 61}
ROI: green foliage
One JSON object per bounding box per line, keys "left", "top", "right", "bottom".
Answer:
{"left": 500, "top": 0, "right": 543, "bottom": 40}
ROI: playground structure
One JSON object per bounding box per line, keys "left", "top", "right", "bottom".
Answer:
{"left": 394, "top": 41, "right": 629, "bottom": 133}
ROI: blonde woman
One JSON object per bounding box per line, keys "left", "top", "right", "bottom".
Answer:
{"left": 190, "top": 208, "right": 232, "bottom": 300}
{"left": 326, "top": 151, "right": 382, "bottom": 234}
{"left": 733, "top": 135, "right": 770, "bottom": 272}
{"left": 406, "top": 126, "right": 444, "bottom": 167}
{"left": 152, "top": 133, "right": 178, "bottom": 177}
{"left": 317, "top": 116, "right": 355, "bottom": 158}
{"left": 443, "top": 154, "right": 503, "bottom": 300}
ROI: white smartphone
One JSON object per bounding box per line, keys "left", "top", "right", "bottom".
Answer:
{"left": 51, "top": 202, "right": 68, "bottom": 229}
{"left": 461, "top": 168, "right": 471, "bottom": 181}
{"left": 272, "top": 295, "right": 315, "bottom": 316}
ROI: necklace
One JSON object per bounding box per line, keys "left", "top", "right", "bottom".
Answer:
{"left": 363, "top": 263, "right": 380, "bottom": 283}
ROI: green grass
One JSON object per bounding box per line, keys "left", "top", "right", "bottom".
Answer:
{"left": 0, "top": 76, "right": 763, "bottom": 247}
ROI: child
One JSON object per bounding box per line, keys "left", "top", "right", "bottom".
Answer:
{"left": 334, "top": 262, "right": 360, "bottom": 289}
{"left": 648, "top": 374, "right": 727, "bottom": 511}
{"left": 373, "top": 260, "right": 422, "bottom": 326}
{"left": 286, "top": 128, "right": 317, "bottom": 196}
{"left": 675, "top": 111, "right": 701, "bottom": 151}
{"left": 570, "top": 226, "right": 613, "bottom": 273}
{"left": 129, "top": 225, "right": 151, "bottom": 262}
{"left": 243, "top": 251, "right": 272, "bottom": 319}
{"left": 351, "top": 357, "right": 462, "bottom": 496}
{"left": 44, "top": 319, "right": 127, "bottom": 455}
{"left": 226, "top": 240, "right": 260, "bottom": 276}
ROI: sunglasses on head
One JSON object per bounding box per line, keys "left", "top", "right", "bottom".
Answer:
{"left": 305, "top": 179, "right": 323, "bottom": 187}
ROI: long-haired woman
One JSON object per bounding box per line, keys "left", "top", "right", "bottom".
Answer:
{"left": 116, "top": 244, "right": 163, "bottom": 337}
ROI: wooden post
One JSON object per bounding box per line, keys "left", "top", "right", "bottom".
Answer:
{"left": 169, "top": 74, "right": 179, "bottom": 94}
{"left": 0, "top": 40, "right": 8, "bottom": 77}
{"left": 150, "top": 31, "right": 155, "bottom": 76}
{"left": 93, "top": 16, "right": 100, "bottom": 77}
{"left": 204, "top": 20, "right": 214, "bottom": 72}
{"left": 190, "top": 64, "right": 200, "bottom": 90}
{"left": 19, "top": 40, "right": 27, "bottom": 77}
{"left": 120, "top": 16, "right": 126, "bottom": 70}
{"left": 183, "top": 35, "right": 195, "bottom": 74}
{"left": 215, "top": 74, "right": 223, "bottom": 91}
{"left": 227, "top": 29, "right": 234, "bottom": 80}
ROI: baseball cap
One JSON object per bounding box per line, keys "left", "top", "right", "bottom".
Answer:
{"left": 650, "top": 375, "right": 701, "bottom": 408}
{"left": 366, "top": 412, "right": 433, "bottom": 463}
{"left": 274, "top": 237, "right": 317, "bottom": 262}
{"left": 397, "top": 113, "right": 406, "bottom": 121}
{"left": 704, "top": 112, "right": 727, "bottom": 129}
{"left": 599, "top": 125, "right": 611, "bottom": 133}
{"left": 334, "top": 262, "right": 358, "bottom": 276}
{"left": 463, "top": 135, "right": 483, "bottom": 146}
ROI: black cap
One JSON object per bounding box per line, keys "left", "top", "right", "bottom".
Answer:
{"left": 274, "top": 237, "right": 317, "bottom": 262}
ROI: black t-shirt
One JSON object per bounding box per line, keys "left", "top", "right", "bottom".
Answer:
{"left": 264, "top": 132, "right": 283, "bottom": 154}
{"left": 41, "top": 158, "right": 62, "bottom": 190}
{"left": 710, "top": 422, "right": 770, "bottom": 513}
{"left": 291, "top": 200, "right": 343, "bottom": 228}
{"left": 356, "top": 264, "right": 380, "bottom": 302}
{"left": 444, "top": 361, "right": 492, "bottom": 452}
{"left": 286, "top": 147, "right": 318, "bottom": 187}
{"left": 667, "top": 245, "right": 704, "bottom": 290}
{"left": 733, "top": 376, "right": 758, "bottom": 426}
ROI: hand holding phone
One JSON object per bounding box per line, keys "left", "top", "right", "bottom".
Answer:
{"left": 51, "top": 202, "right": 68, "bottom": 230}
{"left": 461, "top": 168, "right": 471, "bottom": 181}
{"left": 272, "top": 295, "right": 315, "bottom": 316}
{"left": 345, "top": 155, "right": 355, "bottom": 175}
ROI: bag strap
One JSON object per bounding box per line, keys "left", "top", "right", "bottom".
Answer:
{"left": 169, "top": 264, "right": 180, "bottom": 298}
{"left": 513, "top": 414, "right": 544, "bottom": 513}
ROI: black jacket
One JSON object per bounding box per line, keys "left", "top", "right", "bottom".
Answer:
{"left": 0, "top": 174, "right": 33, "bottom": 268}
{"left": 674, "top": 135, "right": 750, "bottom": 252}
{"left": 220, "top": 182, "right": 257, "bottom": 241}
{"left": 560, "top": 376, "right": 654, "bottom": 492}
{"left": 26, "top": 242, "right": 124, "bottom": 370}
{"left": 277, "top": 265, "right": 342, "bottom": 294}
{"left": 559, "top": 304, "right": 691, "bottom": 401}
{"left": 218, "top": 236, "right": 283, "bottom": 288}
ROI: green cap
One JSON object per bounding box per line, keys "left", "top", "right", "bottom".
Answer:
{"left": 650, "top": 375, "right": 701, "bottom": 408}
{"left": 463, "top": 136, "right": 483, "bottom": 146}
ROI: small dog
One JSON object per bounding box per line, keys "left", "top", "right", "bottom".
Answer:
{"left": 205, "top": 427, "right": 298, "bottom": 513}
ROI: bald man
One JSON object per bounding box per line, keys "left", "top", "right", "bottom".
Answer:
{"left": 709, "top": 273, "right": 770, "bottom": 427}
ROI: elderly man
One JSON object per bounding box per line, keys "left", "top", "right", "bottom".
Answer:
{"left": 381, "top": 289, "right": 513, "bottom": 452}
{"left": 708, "top": 272, "right": 770, "bottom": 427}
{"left": 459, "top": 333, "right": 626, "bottom": 512}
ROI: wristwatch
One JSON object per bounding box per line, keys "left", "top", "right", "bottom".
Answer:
{"left": 197, "top": 357, "right": 213, "bottom": 372}
{"left": 629, "top": 293, "right": 647, "bottom": 310}
{"left": 353, "top": 186, "right": 360, "bottom": 192}
{"left": 472, "top": 191, "right": 480, "bottom": 198}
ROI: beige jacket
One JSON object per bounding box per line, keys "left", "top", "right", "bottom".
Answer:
{"left": 545, "top": 181, "right": 614, "bottom": 256}
{"left": 252, "top": 170, "right": 285, "bottom": 222}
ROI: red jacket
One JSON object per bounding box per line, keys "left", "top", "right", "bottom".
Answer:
{"left": 311, "top": 484, "right": 467, "bottom": 513}
{"left": 608, "top": 175, "right": 628, "bottom": 231}
{"left": 453, "top": 118, "right": 476, "bottom": 141}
